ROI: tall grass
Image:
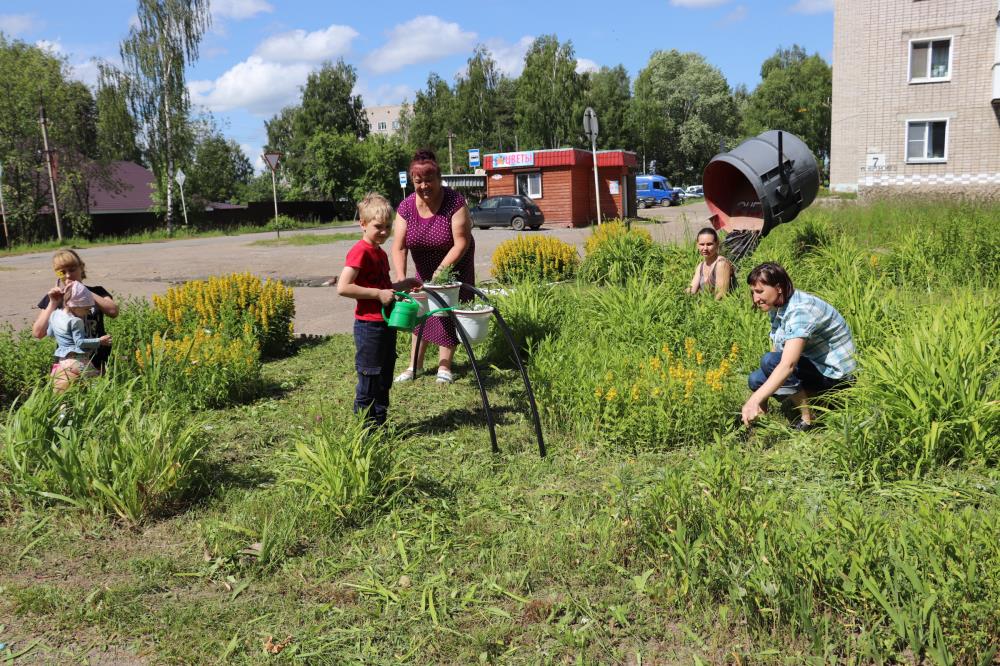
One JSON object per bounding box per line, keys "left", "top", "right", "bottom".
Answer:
{"left": 829, "top": 295, "right": 1000, "bottom": 481}
{"left": 282, "top": 412, "right": 409, "bottom": 520}
{"left": 0, "top": 325, "right": 54, "bottom": 406}
{"left": 1, "top": 379, "right": 205, "bottom": 523}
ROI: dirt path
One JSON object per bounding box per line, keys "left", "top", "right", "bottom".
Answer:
{"left": 0, "top": 203, "right": 710, "bottom": 335}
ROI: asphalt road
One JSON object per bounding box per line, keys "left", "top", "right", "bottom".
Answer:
{"left": 0, "top": 202, "right": 710, "bottom": 336}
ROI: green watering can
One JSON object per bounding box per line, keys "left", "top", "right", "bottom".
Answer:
{"left": 383, "top": 291, "right": 453, "bottom": 330}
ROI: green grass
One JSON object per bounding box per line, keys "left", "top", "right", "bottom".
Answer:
{"left": 0, "top": 220, "right": 355, "bottom": 257}
{"left": 1, "top": 201, "right": 998, "bottom": 663}
{"left": 248, "top": 231, "right": 359, "bottom": 247}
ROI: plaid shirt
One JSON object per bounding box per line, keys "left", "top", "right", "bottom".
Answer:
{"left": 769, "top": 290, "right": 857, "bottom": 379}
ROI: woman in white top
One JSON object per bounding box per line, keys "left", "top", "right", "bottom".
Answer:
{"left": 686, "top": 227, "right": 735, "bottom": 300}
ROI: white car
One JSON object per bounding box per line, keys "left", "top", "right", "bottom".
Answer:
{"left": 684, "top": 185, "right": 704, "bottom": 198}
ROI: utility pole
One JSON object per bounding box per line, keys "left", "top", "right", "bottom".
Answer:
{"left": 447, "top": 130, "right": 455, "bottom": 174}
{"left": 39, "top": 103, "right": 63, "bottom": 242}
{"left": 0, "top": 162, "right": 9, "bottom": 248}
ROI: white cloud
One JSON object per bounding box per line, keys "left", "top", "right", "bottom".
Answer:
{"left": 255, "top": 25, "right": 359, "bottom": 63}
{"left": 717, "top": 4, "right": 748, "bottom": 25}
{"left": 576, "top": 58, "right": 599, "bottom": 74}
{"left": 188, "top": 56, "right": 312, "bottom": 115}
{"left": 211, "top": 0, "right": 273, "bottom": 20}
{"left": 790, "top": 0, "right": 833, "bottom": 13}
{"left": 70, "top": 59, "right": 102, "bottom": 87}
{"left": 484, "top": 36, "right": 534, "bottom": 77}
{"left": 0, "top": 13, "right": 38, "bottom": 36}
{"left": 35, "top": 39, "right": 63, "bottom": 55}
{"left": 669, "top": 0, "right": 730, "bottom": 7}
{"left": 353, "top": 80, "right": 413, "bottom": 107}
{"left": 364, "top": 16, "right": 476, "bottom": 74}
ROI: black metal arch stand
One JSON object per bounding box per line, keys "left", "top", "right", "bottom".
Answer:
{"left": 414, "top": 283, "right": 546, "bottom": 457}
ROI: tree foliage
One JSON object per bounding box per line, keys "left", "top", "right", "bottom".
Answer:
{"left": 742, "top": 45, "right": 832, "bottom": 164}
{"left": 185, "top": 122, "right": 253, "bottom": 205}
{"left": 111, "top": 0, "right": 211, "bottom": 234}
{"left": 515, "top": 36, "right": 583, "bottom": 149}
{"left": 0, "top": 36, "right": 99, "bottom": 244}
{"left": 633, "top": 50, "right": 739, "bottom": 184}
{"left": 581, "top": 65, "right": 633, "bottom": 151}
{"left": 403, "top": 73, "right": 456, "bottom": 159}
{"left": 95, "top": 66, "right": 143, "bottom": 164}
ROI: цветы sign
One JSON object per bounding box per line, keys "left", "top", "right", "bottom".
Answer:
{"left": 492, "top": 152, "right": 534, "bottom": 168}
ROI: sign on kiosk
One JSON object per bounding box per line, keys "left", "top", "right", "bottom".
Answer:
{"left": 398, "top": 171, "right": 408, "bottom": 187}
{"left": 468, "top": 148, "right": 480, "bottom": 168}
{"left": 492, "top": 151, "right": 534, "bottom": 168}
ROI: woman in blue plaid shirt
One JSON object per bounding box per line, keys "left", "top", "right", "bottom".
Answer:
{"left": 741, "top": 262, "right": 856, "bottom": 429}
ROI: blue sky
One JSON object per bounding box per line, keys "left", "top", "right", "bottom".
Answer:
{"left": 1, "top": 0, "right": 832, "bottom": 170}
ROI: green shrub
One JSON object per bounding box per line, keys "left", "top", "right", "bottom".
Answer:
{"left": 134, "top": 330, "right": 262, "bottom": 408}
{"left": 105, "top": 297, "right": 170, "bottom": 373}
{"left": 1, "top": 379, "right": 205, "bottom": 524}
{"left": 282, "top": 412, "right": 409, "bottom": 520}
{"left": 480, "top": 282, "right": 567, "bottom": 366}
{"left": 583, "top": 219, "right": 651, "bottom": 256}
{"left": 0, "top": 325, "right": 54, "bottom": 405}
{"left": 491, "top": 235, "right": 579, "bottom": 283}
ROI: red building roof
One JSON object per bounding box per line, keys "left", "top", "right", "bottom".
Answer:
{"left": 88, "top": 161, "right": 156, "bottom": 214}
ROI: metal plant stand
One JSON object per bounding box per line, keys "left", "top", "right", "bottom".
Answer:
{"left": 413, "top": 283, "right": 546, "bottom": 458}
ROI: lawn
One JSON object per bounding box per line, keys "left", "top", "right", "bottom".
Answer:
{"left": 1, "top": 201, "right": 998, "bottom": 664}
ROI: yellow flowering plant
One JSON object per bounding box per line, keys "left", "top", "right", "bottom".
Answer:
{"left": 152, "top": 272, "right": 295, "bottom": 357}
{"left": 492, "top": 235, "right": 580, "bottom": 284}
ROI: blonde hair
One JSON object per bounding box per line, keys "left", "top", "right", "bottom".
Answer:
{"left": 52, "top": 249, "right": 87, "bottom": 279}
{"left": 357, "top": 192, "right": 393, "bottom": 226}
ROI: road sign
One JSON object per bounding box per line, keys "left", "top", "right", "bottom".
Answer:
{"left": 468, "top": 148, "right": 481, "bottom": 168}
{"left": 174, "top": 169, "right": 186, "bottom": 187}
{"left": 263, "top": 152, "right": 281, "bottom": 172}
{"left": 399, "top": 171, "right": 408, "bottom": 188}
{"left": 583, "top": 107, "right": 599, "bottom": 142}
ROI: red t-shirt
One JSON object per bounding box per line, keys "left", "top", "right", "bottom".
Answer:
{"left": 345, "top": 239, "right": 392, "bottom": 321}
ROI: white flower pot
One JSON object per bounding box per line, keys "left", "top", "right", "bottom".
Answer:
{"left": 423, "top": 283, "right": 460, "bottom": 315}
{"left": 454, "top": 307, "right": 494, "bottom": 345}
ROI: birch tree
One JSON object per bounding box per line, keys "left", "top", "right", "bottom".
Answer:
{"left": 112, "top": 0, "right": 210, "bottom": 234}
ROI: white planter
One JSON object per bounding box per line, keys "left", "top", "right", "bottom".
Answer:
{"left": 423, "top": 282, "right": 461, "bottom": 315}
{"left": 454, "top": 307, "right": 494, "bottom": 345}
{"left": 410, "top": 291, "right": 429, "bottom": 317}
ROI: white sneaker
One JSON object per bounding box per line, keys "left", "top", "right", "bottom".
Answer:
{"left": 436, "top": 368, "right": 453, "bottom": 384}
{"left": 394, "top": 368, "right": 415, "bottom": 383}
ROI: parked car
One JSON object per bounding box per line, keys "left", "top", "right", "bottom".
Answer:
{"left": 684, "top": 185, "right": 704, "bottom": 198}
{"left": 469, "top": 195, "right": 544, "bottom": 230}
{"left": 635, "top": 175, "right": 680, "bottom": 206}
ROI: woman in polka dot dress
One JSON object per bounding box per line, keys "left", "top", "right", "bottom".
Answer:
{"left": 391, "top": 149, "right": 476, "bottom": 384}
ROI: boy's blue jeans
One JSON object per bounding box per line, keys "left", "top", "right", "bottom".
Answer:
{"left": 354, "top": 320, "right": 397, "bottom": 426}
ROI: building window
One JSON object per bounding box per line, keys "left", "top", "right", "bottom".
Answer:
{"left": 377, "top": 121, "right": 387, "bottom": 131}
{"left": 906, "top": 119, "right": 948, "bottom": 162}
{"left": 392, "top": 120, "right": 400, "bottom": 130}
{"left": 516, "top": 172, "right": 542, "bottom": 199}
{"left": 909, "top": 38, "right": 951, "bottom": 82}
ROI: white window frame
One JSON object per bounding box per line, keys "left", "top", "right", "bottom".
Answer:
{"left": 907, "top": 36, "right": 953, "bottom": 84}
{"left": 517, "top": 171, "right": 542, "bottom": 199}
{"left": 377, "top": 121, "right": 387, "bottom": 130}
{"left": 905, "top": 118, "right": 949, "bottom": 163}
{"left": 391, "top": 120, "right": 400, "bottom": 130}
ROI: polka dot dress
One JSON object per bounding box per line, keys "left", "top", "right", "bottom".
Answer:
{"left": 398, "top": 187, "right": 476, "bottom": 348}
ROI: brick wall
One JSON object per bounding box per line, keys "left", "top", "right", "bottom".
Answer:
{"left": 831, "top": 0, "right": 1000, "bottom": 196}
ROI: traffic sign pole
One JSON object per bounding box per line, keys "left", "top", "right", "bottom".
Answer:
{"left": 174, "top": 169, "right": 189, "bottom": 229}
{"left": 399, "top": 170, "right": 408, "bottom": 202}
{"left": 584, "top": 107, "right": 602, "bottom": 226}
{"left": 263, "top": 153, "right": 281, "bottom": 238}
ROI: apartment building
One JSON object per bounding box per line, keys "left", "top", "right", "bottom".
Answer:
{"left": 366, "top": 105, "right": 403, "bottom": 137}
{"left": 830, "top": 0, "right": 1000, "bottom": 196}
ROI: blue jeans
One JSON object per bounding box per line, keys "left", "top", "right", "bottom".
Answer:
{"left": 748, "top": 351, "right": 850, "bottom": 397}
{"left": 354, "top": 320, "right": 397, "bottom": 426}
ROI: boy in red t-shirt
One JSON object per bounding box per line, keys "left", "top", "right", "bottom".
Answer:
{"left": 338, "top": 193, "right": 422, "bottom": 426}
